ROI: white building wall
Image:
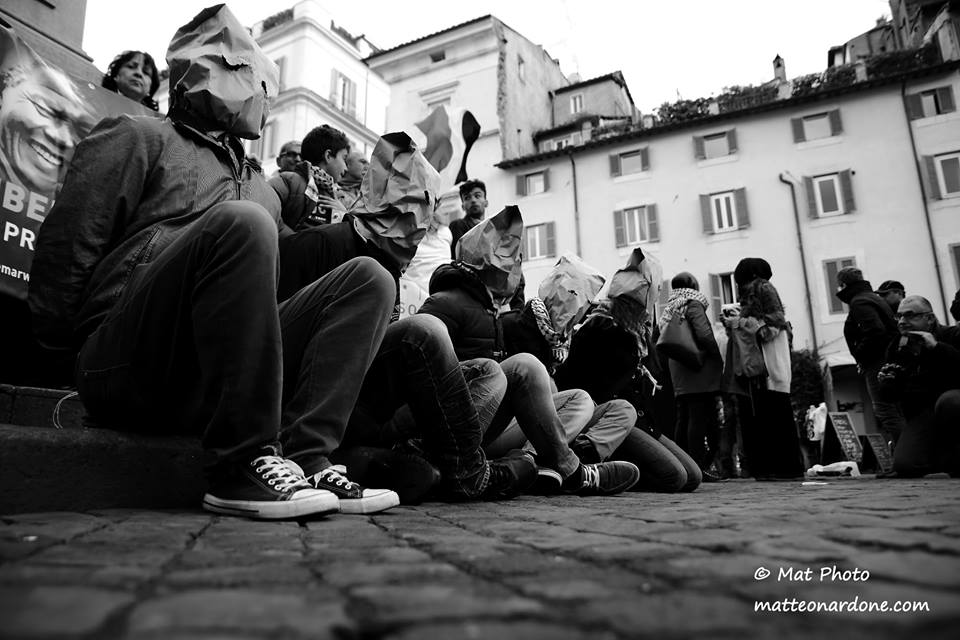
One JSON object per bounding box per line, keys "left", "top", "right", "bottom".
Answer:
{"left": 506, "top": 78, "right": 955, "bottom": 359}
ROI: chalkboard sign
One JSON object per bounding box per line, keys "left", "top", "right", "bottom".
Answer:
{"left": 864, "top": 434, "right": 894, "bottom": 474}
{"left": 821, "top": 412, "right": 863, "bottom": 464}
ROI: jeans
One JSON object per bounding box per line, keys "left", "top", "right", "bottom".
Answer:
{"left": 863, "top": 365, "right": 906, "bottom": 448}
{"left": 612, "top": 428, "right": 702, "bottom": 492}
{"left": 480, "top": 353, "right": 581, "bottom": 478}
{"left": 77, "top": 203, "right": 393, "bottom": 477}
{"left": 341, "top": 315, "right": 494, "bottom": 497}
{"left": 278, "top": 257, "right": 394, "bottom": 475}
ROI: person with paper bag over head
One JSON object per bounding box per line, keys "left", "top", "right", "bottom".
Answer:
{"left": 420, "top": 210, "right": 641, "bottom": 496}
{"left": 555, "top": 249, "right": 702, "bottom": 493}
{"left": 277, "top": 132, "right": 538, "bottom": 503}
{"left": 496, "top": 253, "right": 638, "bottom": 472}
{"left": 28, "top": 4, "right": 403, "bottom": 520}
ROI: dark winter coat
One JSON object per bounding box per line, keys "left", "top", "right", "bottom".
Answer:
{"left": 29, "top": 115, "right": 280, "bottom": 350}
{"left": 667, "top": 300, "right": 722, "bottom": 396}
{"left": 554, "top": 313, "right": 640, "bottom": 404}
{"left": 837, "top": 280, "right": 899, "bottom": 369}
{"left": 417, "top": 263, "right": 505, "bottom": 361}
{"left": 277, "top": 216, "right": 400, "bottom": 305}
{"left": 501, "top": 306, "right": 553, "bottom": 369}
{"left": 879, "top": 325, "right": 960, "bottom": 420}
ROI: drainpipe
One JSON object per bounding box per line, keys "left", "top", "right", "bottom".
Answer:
{"left": 567, "top": 149, "right": 582, "bottom": 256}
{"left": 779, "top": 172, "right": 819, "bottom": 355}
{"left": 900, "top": 81, "right": 951, "bottom": 321}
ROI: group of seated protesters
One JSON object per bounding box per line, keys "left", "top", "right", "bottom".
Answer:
{"left": 25, "top": 7, "right": 959, "bottom": 523}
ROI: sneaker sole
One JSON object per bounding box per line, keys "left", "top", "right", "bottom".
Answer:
{"left": 528, "top": 469, "right": 563, "bottom": 495}
{"left": 202, "top": 493, "right": 339, "bottom": 520}
{"left": 338, "top": 490, "right": 400, "bottom": 515}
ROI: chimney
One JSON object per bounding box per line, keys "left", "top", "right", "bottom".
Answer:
{"left": 773, "top": 54, "right": 786, "bottom": 83}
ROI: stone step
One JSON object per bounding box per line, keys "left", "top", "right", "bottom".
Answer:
{"left": 0, "top": 385, "right": 203, "bottom": 514}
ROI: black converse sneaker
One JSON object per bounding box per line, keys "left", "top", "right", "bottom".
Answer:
{"left": 565, "top": 461, "right": 641, "bottom": 496}
{"left": 295, "top": 463, "right": 399, "bottom": 514}
{"left": 203, "top": 451, "right": 339, "bottom": 520}
{"left": 480, "top": 450, "right": 537, "bottom": 500}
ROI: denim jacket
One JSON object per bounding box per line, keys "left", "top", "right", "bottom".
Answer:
{"left": 28, "top": 115, "right": 281, "bottom": 350}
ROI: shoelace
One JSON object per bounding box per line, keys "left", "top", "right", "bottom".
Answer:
{"left": 253, "top": 456, "right": 309, "bottom": 492}
{"left": 316, "top": 465, "right": 358, "bottom": 490}
{"left": 580, "top": 464, "right": 601, "bottom": 489}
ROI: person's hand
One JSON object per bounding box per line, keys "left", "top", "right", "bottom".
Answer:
{"left": 739, "top": 316, "right": 760, "bottom": 332}
{"left": 316, "top": 194, "right": 347, "bottom": 214}
{"left": 877, "top": 363, "right": 902, "bottom": 384}
{"left": 907, "top": 331, "right": 937, "bottom": 350}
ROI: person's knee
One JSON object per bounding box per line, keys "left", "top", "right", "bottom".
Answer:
{"left": 204, "top": 201, "right": 277, "bottom": 244}
{"left": 342, "top": 256, "right": 395, "bottom": 306}
{"left": 397, "top": 313, "right": 446, "bottom": 343}
{"left": 605, "top": 399, "right": 638, "bottom": 425}
{"left": 501, "top": 352, "right": 549, "bottom": 384}
{"left": 934, "top": 390, "right": 960, "bottom": 421}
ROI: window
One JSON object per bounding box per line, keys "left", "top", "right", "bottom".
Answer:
{"left": 524, "top": 222, "right": 556, "bottom": 259}
{"left": 928, "top": 151, "right": 960, "bottom": 198}
{"left": 804, "top": 171, "right": 855, "bottom": 218}
{"left": 613, "top": 205, "right": 659, "bottom": 247}
{"left": 254, "top": 121, "right": 275, "bottom": 159}
{"left": 791, "top": 110, "right": 843, "bottom": 142}
{"left": 609, "top": 148, "right": 649, "bottom": 176}
{"left": 907, "top": 86, "right": 956, "bottom": 119}
{"left": 429, "top": 50, "right": 446, "bottom": 63}
{"left": 330, "top": 70, "right": 357, "bottom": 117}
{"left": 694, "top": 130, "right": 737, "bottom": 160}
{"left": 708, "top": 272, "right": 738, "bottom": 320}
{"left": 274, "top": 57, "right": 286, "bottom": 91}
{"left": 700, "top": 189, "right": 749, "bottom": 234}
{"left": 518, "top": 56, "right": 526, "bottom": 83}
{"left": 951, "top": 243, "right": 960, "bottom": 285}
{"left": 824, "top": 257, "right": 857, "bottom": 314}
{"left": 570, "top": 94, "right": 584, "bottom": 114}
{"left": 516, "top": 170, "right": 549, "bottom": 196}
{"left": 554, "top": 137, "right": 570, "bottom": 150}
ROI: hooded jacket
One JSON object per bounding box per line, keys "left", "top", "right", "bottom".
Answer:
{"left": 837, "top": 280, "right": 898, "bottom": 369}
{"left": 418, "top": 263, "right": 506, "bottom": 361}
{"left": 29, "top": 5, "right": 280, "bottom": 350}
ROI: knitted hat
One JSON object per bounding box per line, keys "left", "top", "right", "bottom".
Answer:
{"left": 836, "top": 267, "right": 864, "bottom": 287}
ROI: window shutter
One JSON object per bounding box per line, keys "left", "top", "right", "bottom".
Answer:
{"left": 839, "top": 170, "right": 855, "bottom": 213}
{"left": 700, "top": 194, "right": 713, "bottom": 234}
{"left": 726, "top": 129, "right": 738, "bottom": 153}
{"left": 694, "top": 136, "right": 705, "bottom": 160}
{"left": 804, "top": 176, "right": 818, "bottom": 218}
{"left": 828, "top": 109, "right": 843, "bottom": 135}
{"left": 923, "top": 156, "right": 942, "bottom": 199}
{"left": 275, "top": 57, "right": 286, "bottom": 91}
{"left": 640, "top": 147, "right": 650, "bottom": 171}
{"left": 545, "top": 222, "right": 556, "bottom": 257}
{"left": 709, "top": 273, "right": 722, "bottom": 321}
{"left": 516, "top": 174, "right": 527, "bottom": 196}
{"left": 542, "top": 169, "right": 550, "bottom": 192}
{"left": 791, "top": 117, "right": 805, "bottom": 143}
{"left": 906, "top": 93, "right": 924, "bottom": 120}
{"left": 609, "top": 154, "right": 621, "bottom": 177}
{"left": 646, "top": 204, "right": 659, "bottom": 242}
{"left": 521, "top": 228, "right": 530, "bottom": 257}
{"left": 734, "top": 188, "right": 749, "bottom": 228}
{"left": 330, "top": 69, "right": 340, "bottom": 104}
{"left": 347, "top": 79, "right": 357, "bottom": 117}
{"left": 613, "top": 210, "right": 626, "bottom": 247}
{"left": 937, "top": 86, "right": 956, "bottom": 113}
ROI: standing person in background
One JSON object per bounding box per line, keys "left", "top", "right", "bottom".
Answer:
{"left": 875, "top": 280, "right": 906, "bottom": 316}
{"left": 731, "top": 258, "right": 803, "bottom": 480}
{"left": 450, "top": 179, "right": 488, "bottom": 257}
{"left": 101, "top": 50, "right": 160, "bottom": 111}
{"left": 657, "top": 272, "right": 723, "bottom": 481}
{"left": 275, "top": 140, "right": 301, "bottom": 174}
{"left": 837, "top": 268, "right": 906, "bottom": 449}
{"left": 337, "top": 149, "right": 368, "bottom": 210}
{"left": 270, "top": 125, "right": 349, "bottom": 230}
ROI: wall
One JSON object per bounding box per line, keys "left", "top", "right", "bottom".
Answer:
{"left": 554, "top": 79, "right": 631, "bottom": 126}
{"left": 506, "top": 80, "right": 950, "bottom": 360}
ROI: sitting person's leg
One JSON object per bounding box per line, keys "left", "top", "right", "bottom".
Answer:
{"left": 934, "top": 390, "right": 960, "bottom": 475}
{"left": 570, "top": 399, "right": 637, "bottom": 464}
{"left": 493, "top": 354, "right": 640, "bottom": 495}
{"left": 278, "top": 256, "right": 398, "bottom": 513}
{"left": 77, "top": 202, "right": 337, "bottom": 519}
{"left": 483, "top": 388, "right": 592, "bottom": 458}
{"left": 892, "top": 410, "right": 937, "bottom": 477}
{"left": 611, "top": 427, "right": 700, "bottom": 493}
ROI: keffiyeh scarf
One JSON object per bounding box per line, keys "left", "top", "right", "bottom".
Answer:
{"left": 658, "top": 288, "right": 709, "bottom": 332}
{"left": 529, "top": 297, "right": 568, "bottom": 367}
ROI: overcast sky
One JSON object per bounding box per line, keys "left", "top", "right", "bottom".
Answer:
{"left": 83, "top": 0, "right": 893, "bottom": 114}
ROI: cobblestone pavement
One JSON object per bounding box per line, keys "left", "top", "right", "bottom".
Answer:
{"left": 1, "top": 478, "right": 958, "bottom": 639}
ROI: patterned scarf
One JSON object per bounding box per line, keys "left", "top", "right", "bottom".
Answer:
{"left": 658, "top": 288, "right": 709, "bottom": 332}
{"left": 529, "top": 297, "right": 568, "bottom": 367}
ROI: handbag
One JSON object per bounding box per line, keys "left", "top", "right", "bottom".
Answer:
{"left": 656, "top": 312, "right": 703, "bottom": 369}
